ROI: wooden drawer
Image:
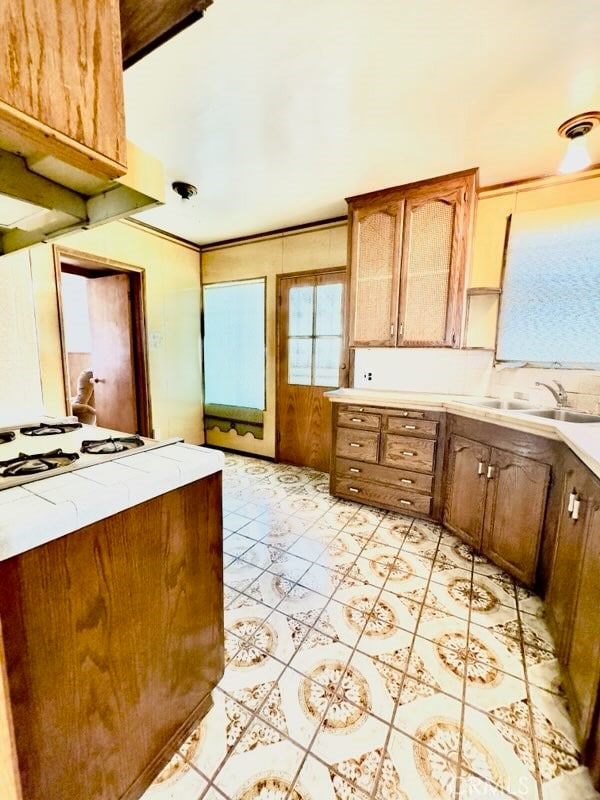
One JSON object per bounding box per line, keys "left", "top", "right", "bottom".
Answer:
{"left": 335, "top": 427, "right": 379, "bottom": 463}
{"left": 385, "top": 417, "right": 438, "bottom": 437}
{"left": 338, "top": 410, "right": 381, "bottom": 431}
{"left": 387, "top": 408, "right": 425, "bottom": 420}
{"left": 381, "top": 434, "right": 435, "bottom": 473}
{"left": 335, "top": 457, "right": 433, "bottom": 494}
{"left": 334, "top": 477, "right": 432, "bottom": 516}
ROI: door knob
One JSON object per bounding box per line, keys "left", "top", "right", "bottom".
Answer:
{"left": 93, "top": 378, "right": 106, "bottom": 383}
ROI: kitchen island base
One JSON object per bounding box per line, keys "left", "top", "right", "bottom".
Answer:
{"left": 0, "top": 473, "right": 223, "bottom": 800}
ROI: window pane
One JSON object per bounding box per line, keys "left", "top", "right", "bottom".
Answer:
{"left": 288, "top": 337, "right": 312, "bottom": 385}
{"left": 315, "top": 282, "right": 343, "bottom": 335}
{"left": 289, "top": 286, "right": 314, "bottom": 336}
{"left": 314, "top": 337, "right": 341, "bottom": 386}
{"left": 497, "top": 204, "right": 600, "bottom": 366}
{"left": 203, "top": 279, "right": 265, "bottom": 408}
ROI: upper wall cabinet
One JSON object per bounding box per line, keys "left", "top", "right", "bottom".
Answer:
{"left": 346, "top": 169, "right": 478, "bottom": 348}
{"left": 0, "top": 0, "right": 126, "bottom": 188}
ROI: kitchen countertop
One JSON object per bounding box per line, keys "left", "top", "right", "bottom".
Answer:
{"left": 325, "top": 388, "right": 600, "bottom": 480}
{"left": 0, "top": 441, "right": 224, "bottom": 562}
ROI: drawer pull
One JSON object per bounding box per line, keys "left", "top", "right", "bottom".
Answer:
{"left": 350, "top": 443, "right": 362, "bottom": 448}
{"left": 477, "top": 461, "right": 485, "bottom": 476}
{"left": 349, "top": 467, "right": 361, "bottom": 473}
{"left": 401, "top": 411, "right": 409, "bottom": 417}
{"left": 349, "top": 487, "right": 360, "bottom": 494}
{"left": 399, "top": 499, "right": 412, "bottom": 506}
{"left": 351, "top": 417, "right": 364, "bottom": 422}
{"left": 401, "top": 451, "right": 416, "bottom": 457}
{"left": 400, "top": 478, "right": 413, "bottom": 484}
{"left": 403, "top": 424, "right": 417, "bottom": 430}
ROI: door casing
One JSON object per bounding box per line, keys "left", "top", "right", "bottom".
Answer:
{"left": 53, "top": 245, "right": 152, "bottom": 437}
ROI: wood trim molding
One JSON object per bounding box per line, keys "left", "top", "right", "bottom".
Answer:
{"left": 52, "top": 245, "right": 153, "bottom": 437}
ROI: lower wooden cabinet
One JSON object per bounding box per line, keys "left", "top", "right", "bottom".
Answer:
{"left": 330, "top": 403, "right": 444, "bottom": 519}
{"left": 546, "top": 452, "right": 600, "bottom": 749}
{"left": 444, "top": 430, "right": 550, "bottom": 586}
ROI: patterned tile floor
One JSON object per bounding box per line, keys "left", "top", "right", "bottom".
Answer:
{"left": 141, "top": 454, "right": 600, "bottom": 800}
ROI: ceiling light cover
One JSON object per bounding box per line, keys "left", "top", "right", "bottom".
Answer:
{"left": 557, "top": 111, "right": 600, "bottom": 174}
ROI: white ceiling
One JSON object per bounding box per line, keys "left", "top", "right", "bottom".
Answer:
{"left": 123, "top": 0, "right": 600, "bottom": 244}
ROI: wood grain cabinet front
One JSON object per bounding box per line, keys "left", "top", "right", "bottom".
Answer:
{"left": 331, "top": 404, "right": 444, "bottom": 519}
{"left": 346, "top": 169, "right": 477, "bottom": 348}
{"left": 444, "top": 429, "right": 551, "bottom": 586}
{"left": 545, "top": 453, "right": 600, "bottom": 755}
{"left": 0, "top": 0, "right": 127, "bottom": 185}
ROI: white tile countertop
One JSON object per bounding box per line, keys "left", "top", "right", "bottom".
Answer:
{"left": 325, "top": 388, "right": 600, "bottom": 480}
{"left": 0, "top": 442, "right": 224, "bottom": 562}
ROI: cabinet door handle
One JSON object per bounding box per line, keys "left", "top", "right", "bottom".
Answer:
{"left": 349, "top": 467, "right": 361, "bottom": 473}
{"left": 403, "top": 424, "right": 417, "bottom": 430}
{"left": 351, "top": 417, "right": 364, "bottom": 422}
{"left": 349, "top": 487, "right": 360, "bottom": 494}
{"left": 568, "top": 491, "right": 577, "bottom": 514}
{"left": 486, "top": 465, "right": 495, "bottom": 479}
{"left": 350, "top": 443, "right": 361, "bottom": 448}
{"left": 477, "top": 461, "right": 485, "bottom": 475}
{"left": 572, "top": 498, "right": 581, "bottom": 520}
{"left": 402, "top": 451, "right": 416, "bottom": 457}
{"left": 399, "top": 499, "right": 412, "bottom": 506}
{"left": 400, "top": 478, "right": 414, "bottom": 484}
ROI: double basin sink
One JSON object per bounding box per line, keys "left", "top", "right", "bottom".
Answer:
{"left": 462, "top": 398, "right": 600, "bottom": 424}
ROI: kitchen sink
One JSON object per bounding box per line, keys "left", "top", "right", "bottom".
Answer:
{"left": 462, "top": 398, "right": 534, "bottom": 410}
{"left": 520, "top": 408, "right": 600, "bottom": 423}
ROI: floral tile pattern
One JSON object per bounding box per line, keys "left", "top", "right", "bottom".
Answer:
{"left": 139, "top": 453, "right": 599, "bottom": 800}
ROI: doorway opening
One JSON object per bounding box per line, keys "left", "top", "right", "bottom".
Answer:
{"left": 54, "top": 246, "right": 152, "bottom": 437}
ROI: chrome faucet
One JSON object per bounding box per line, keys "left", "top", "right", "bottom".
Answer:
{"left": 535, "top": 380, "right": 569, "bottom": 407}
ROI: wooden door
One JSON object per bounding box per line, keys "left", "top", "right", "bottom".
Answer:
{"left": 482, "top": 448, "right": 550, "bottom": 586}
{"left": 565, "top": 478, "right": 600, "bottom": 743}
{"left": 277, "top": 271, "right": 345, "bottom": 471}
{"left": 545, "top": 458, "right": 592, "bottom": 657}
{"left": 347, "top": 201, "right": 403, "bottom": 346}
{"left": 398, "top": 184, "right": 465, "bottom": 347}
{"left": 87, "top": 274, "right": 138, "bottom": 434}
{"left": 443, "top": 435, "right": 489, "bottom": 548}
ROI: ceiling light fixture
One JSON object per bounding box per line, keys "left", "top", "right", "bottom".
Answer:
{"left": 172, "top": 181, "right": 198, "bottom": 200}
{"left": 557, "top": 111, "right": 600, "bottom": 174}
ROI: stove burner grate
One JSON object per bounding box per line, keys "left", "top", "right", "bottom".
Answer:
{"left": 80, "top": 435, "right": 144, "bottom": 455}
{"left": 0, "top": 449, "right": 80, "bottom": 477}
{"left": 20, "top": 423, "right": 82, "bottom": 436}
{"left": 0, "top": 431, "right": 16, "bottom": 444}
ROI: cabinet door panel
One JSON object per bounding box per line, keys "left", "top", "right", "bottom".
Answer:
{"left": 482, "top": 449, "right": 550, "bottom": 586}
{"left": 443, "top": 435, "right": 489, "bottom": 549}
{"left": 545, "top": 464, "right": 592, "bottom": 657}
{"left": 566, "top": 491, "right": 600, "bottom": 743}
{"left": 348, "top": 203, "right": 403, "bottom": 346}
{"left": 400, "top": 195, "right": 456, "bottom": 345}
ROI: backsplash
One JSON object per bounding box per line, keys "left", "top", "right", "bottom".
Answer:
{"left": 353, "top": 348, "right": 493, "bottom": 395}
{"left": 488, "top": 366, "right": 600, "bottom": 413}
{"left": 352, "top": 348, "right": 600, "bottom": 413}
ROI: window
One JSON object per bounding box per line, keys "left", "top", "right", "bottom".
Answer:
{"left": 202, "top": 279, "right": 265, "bottom": 437}
{"left": 287, "top": 281, "right": 344, "bottom": 386}
{"left": 496, "top": 202, "right": 600, "bottom": 368}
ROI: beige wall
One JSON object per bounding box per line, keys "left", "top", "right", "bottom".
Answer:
{"left": 201, "top": 223, "right": 347, "bottom": 458}
{"left": 4, "top": 219, "right": 204, "bottom": 443}
{"left": 0, "top": 249, "right": 44, "bottom": 423}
